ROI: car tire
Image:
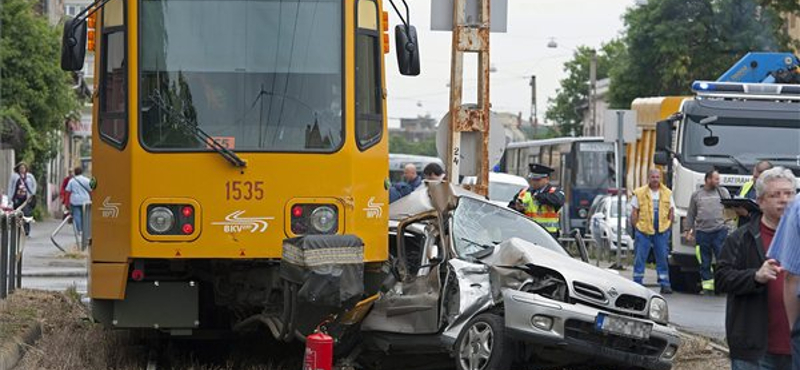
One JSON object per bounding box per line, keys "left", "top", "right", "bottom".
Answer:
{"left": 454, "top": 313, "right": 513, "bottom": 370}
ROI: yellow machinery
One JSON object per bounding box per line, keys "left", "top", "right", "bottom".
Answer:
{"left": 60, "top": 0, "right": 421, "bottom": 333}
{"left": 626, "top": 97, "right": 685, "bottom": 192}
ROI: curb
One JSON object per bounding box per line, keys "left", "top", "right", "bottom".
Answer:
{"left": 21, "top": 271, "right": 86, "bottom": 278}
{"left": 0, "top": 320, "right": 42, "bottom": 370}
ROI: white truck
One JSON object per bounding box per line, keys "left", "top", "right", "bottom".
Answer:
{"left": 649, "top": 53, "right": 800, "bottom": 291}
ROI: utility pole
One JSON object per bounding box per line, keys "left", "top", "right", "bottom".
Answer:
{"left": 446, "top": 0, "right": 491, "bottom": 196}
{"left": 529, "top": 75, "right": 537, "bottom": 127}
{"left": 589, "top": 49, "right": 597, "bottom": 136}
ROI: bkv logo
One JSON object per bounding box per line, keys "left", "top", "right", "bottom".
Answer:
{"left": 99, "top": 196, "right": 121, "bottom": 218}
{"left": 212, "top": 210, "right": 273, "bottom": 233}
{"left": 362, "top": 197, "right": 384, "bottom": 219}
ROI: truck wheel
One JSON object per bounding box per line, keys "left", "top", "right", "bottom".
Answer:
{"left": 455, "top": 313, "right": 513, "bottom": 370}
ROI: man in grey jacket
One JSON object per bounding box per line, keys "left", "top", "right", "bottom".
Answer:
{"left": 685, "top": 170, "right": 731, "bottom": 295}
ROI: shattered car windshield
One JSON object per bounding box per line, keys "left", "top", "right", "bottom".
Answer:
{"left": 452, "top": 197, "right": 568, "bottom": 258}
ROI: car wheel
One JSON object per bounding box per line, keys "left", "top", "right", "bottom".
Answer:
{"left": 455, "top": 313, "right": 513, "bottom": 370}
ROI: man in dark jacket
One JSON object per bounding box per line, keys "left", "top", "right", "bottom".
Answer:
{"left": 716, "top": 167, "right": 797, "bottom": 370}
{"left": 389, "top": 164, "right": 423, "bottom": 203}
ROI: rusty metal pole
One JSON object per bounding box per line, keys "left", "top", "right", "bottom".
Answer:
{"left": 446, "top": 0, "right": 465, "bottom": 186}
{"left": 446, "top": 0, "right": 491, "bottom": 196}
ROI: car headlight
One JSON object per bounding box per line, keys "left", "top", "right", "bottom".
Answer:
{"left": 310, "top": 206, "right": 337, "bottom": 234}
{"left": 148, "top": 206, "right": 175, "bottom": 234}
{"left": 649, "top": 297, "right": 669, "bottom": 323}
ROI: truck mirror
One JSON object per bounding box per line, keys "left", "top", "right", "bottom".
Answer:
{"left": 703, "top": 136, "right": 719, "bottom": 147}
{"left": 395, "top": 25, "right": 420, "bottom": 76}
{"left": 61, "top": 17, "right": 87, "bottom": 72}
{"left": 655, "top": 120, "right": 672, "bottom": 151}
{"left": 653, "top": 151, "right": 671, "bottom": 166}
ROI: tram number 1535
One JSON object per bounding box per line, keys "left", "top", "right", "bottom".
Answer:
{"left": 225, "top": 181, "right": 265, "bottom": 201}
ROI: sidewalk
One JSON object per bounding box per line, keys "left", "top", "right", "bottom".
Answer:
{"left": 19, "top": 218, "right": 87, "bottom": 293}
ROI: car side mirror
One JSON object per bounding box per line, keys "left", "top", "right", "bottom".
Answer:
{"left": 395, "top": 25, "right": 420, "bottom": 76}
{"left": 61, "top": 17, "right": 87, "bottom": 72}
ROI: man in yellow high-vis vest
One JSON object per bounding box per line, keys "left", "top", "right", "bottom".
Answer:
{"left": 630, "top": 169, "right": 675, "bottom": 295}
{"left": 509, "top": 163, "right": 565, "bottom": 239}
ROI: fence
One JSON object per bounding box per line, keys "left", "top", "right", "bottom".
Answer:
{"left": 0, "top": 211, "right": 28, "bottom": 299}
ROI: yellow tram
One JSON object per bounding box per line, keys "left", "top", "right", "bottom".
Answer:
{"left": 61, "top": 0, "right": 419, "bottom": 332}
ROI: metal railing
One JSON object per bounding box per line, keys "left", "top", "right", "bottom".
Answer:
{"left": 0, "top": 211, "right": 29, "bottom": 299}
{"left": 51, "top": 202, "right": 91, "bottom": 253}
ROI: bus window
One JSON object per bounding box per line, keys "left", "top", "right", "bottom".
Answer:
{"left": 355, "top": 0, "right": 382, "bottom": 150}
{"left": 99, "top": 0, "right": 126, "bottom": 148}
{"left": 575, "top": 142, "right": 615, "bottom": 188}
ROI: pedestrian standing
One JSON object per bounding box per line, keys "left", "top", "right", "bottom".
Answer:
{"left": 766, "top": 190, "right": 800, "bottom": 370}
{"left": 60, "top": 169, "right": 74, "bottom": 218}
{"left": 7, "top": 162, "right": 37, "bottom": 236}
{"left": 630, "top": 169, "right": 675, "bottom": 294}
{"left": 685, "top": 170, "right": 731, "bottom": 295}
{"left": 717, "top": 167, "right": 796, "bottom": 370}
{"left": 65, "top": 167, "right": 92, "bottom": 237}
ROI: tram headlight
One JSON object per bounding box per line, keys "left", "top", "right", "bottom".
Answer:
{"left": 148, "top": 206, "right": 175, "bottom": 234}
{"left": 310, "top": 206, "right": 337, "bottom": 234}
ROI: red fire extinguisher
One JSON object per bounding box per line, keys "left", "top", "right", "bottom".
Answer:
{"left": 304, "top": 332, "right": 333, "bottom": 370}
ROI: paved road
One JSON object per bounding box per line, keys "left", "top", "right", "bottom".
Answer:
{"left": 18, "top": 219, "right": 727, "bottom": 339}
{"left": 20, "top": 218, "right": 87, "bottom": 294}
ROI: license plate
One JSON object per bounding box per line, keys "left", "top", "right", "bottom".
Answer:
{"left": 595, "top": 313, "right": 652, "bottom": 340}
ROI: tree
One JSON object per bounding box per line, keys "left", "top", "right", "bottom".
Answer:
{"left": 389, "top": 135, "right": 437, "bottom": 156}
{"left": 608, "top": 0, "right": 792, "bottom": 109}
{"left": 545, "top": 40, "right": 624, "bottom": 136}
{"left": 1, "top": 0, "right": 78, "bottom": 186}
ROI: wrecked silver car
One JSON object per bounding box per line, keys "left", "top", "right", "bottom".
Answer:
{"left": 358, "top": 183, "right": 681, "bottom": 370}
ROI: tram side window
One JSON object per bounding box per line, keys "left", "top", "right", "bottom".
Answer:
{"left": 355, "top": 0, "right": 383, "bottom": 150}
{"left": 99, "top": 0, "right": 126, "bottom": 148}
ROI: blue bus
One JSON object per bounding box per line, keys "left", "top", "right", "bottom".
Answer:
{"left": 500, "top": 137, "right": 617, "bottom": 234}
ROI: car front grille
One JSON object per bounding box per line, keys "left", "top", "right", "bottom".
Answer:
{"left": 573, "top": 281, "right": 607, "bottom": 303}
{"left": 615, "top": 294, "right": 647, "bottom": 312}
{"left": 564, "top": 319, "right": 667, "bottom": 357}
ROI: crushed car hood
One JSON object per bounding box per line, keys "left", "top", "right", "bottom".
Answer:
{"left": 481, "top": 237, "right": 656, "bottom": 310}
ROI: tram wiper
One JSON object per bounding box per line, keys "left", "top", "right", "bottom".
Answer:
{"left": 149, "top": 91, "right": 247, "bottom": 168}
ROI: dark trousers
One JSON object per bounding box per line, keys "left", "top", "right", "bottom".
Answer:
{"left": 793, "top": 317, "right": 800, "bottom": 370}
{"left": 696, "top": 228, "right": 727, "bottom": 286}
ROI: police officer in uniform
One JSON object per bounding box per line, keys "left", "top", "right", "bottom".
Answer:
{"left": 509, "top": 164, "right": 566, "bottom": 239}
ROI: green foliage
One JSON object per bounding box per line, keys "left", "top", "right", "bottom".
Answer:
{"left": 608, "top": 0, "right": 792, "bottom": 109}
{"left": 1, "top": 0, "right": 78, "bottom": 190}
{"left": 389, "top": 135, "right": 437, "bottom": 156}
{"left": 545, "top": 40, "right": 624, "bottom": 136}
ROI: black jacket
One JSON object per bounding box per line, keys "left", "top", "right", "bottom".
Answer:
{"left": 715, "top": 216, "right": 769, "bottom": 361}
{"left": 507, "top": 185, "right": 566, "bottom": 212}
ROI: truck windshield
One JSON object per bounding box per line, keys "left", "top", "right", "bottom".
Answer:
{"left": 683, "top": 116, "right": 800, "bottom": 167}
{"left": 140, "top": 0, "right": 343, "bottom": 152}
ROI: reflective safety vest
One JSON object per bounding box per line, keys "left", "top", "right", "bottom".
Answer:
{"left": 739, "top": 181, "right": 754, "bottom": 199}
{"left": 518, "top": 188, "right": 560, "bottom": 234}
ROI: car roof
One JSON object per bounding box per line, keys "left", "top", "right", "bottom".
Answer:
{"left": 489, "top": 172, "right": 528, "bottom": 186}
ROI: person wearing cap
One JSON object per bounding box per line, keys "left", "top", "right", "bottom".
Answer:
{"left": 508, "top": 163, "right": 565, "bottom": 238}
{"left": 7, "top": 162, "right": 37, "bottom": 236}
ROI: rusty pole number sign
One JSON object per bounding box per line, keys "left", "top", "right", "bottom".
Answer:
{"left": 445, "top": 0, "right": 492, "bottom": 196}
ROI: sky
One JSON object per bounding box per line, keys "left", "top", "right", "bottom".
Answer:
{"left": 384, "top": 0, "right": 639, "bottom": 128}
